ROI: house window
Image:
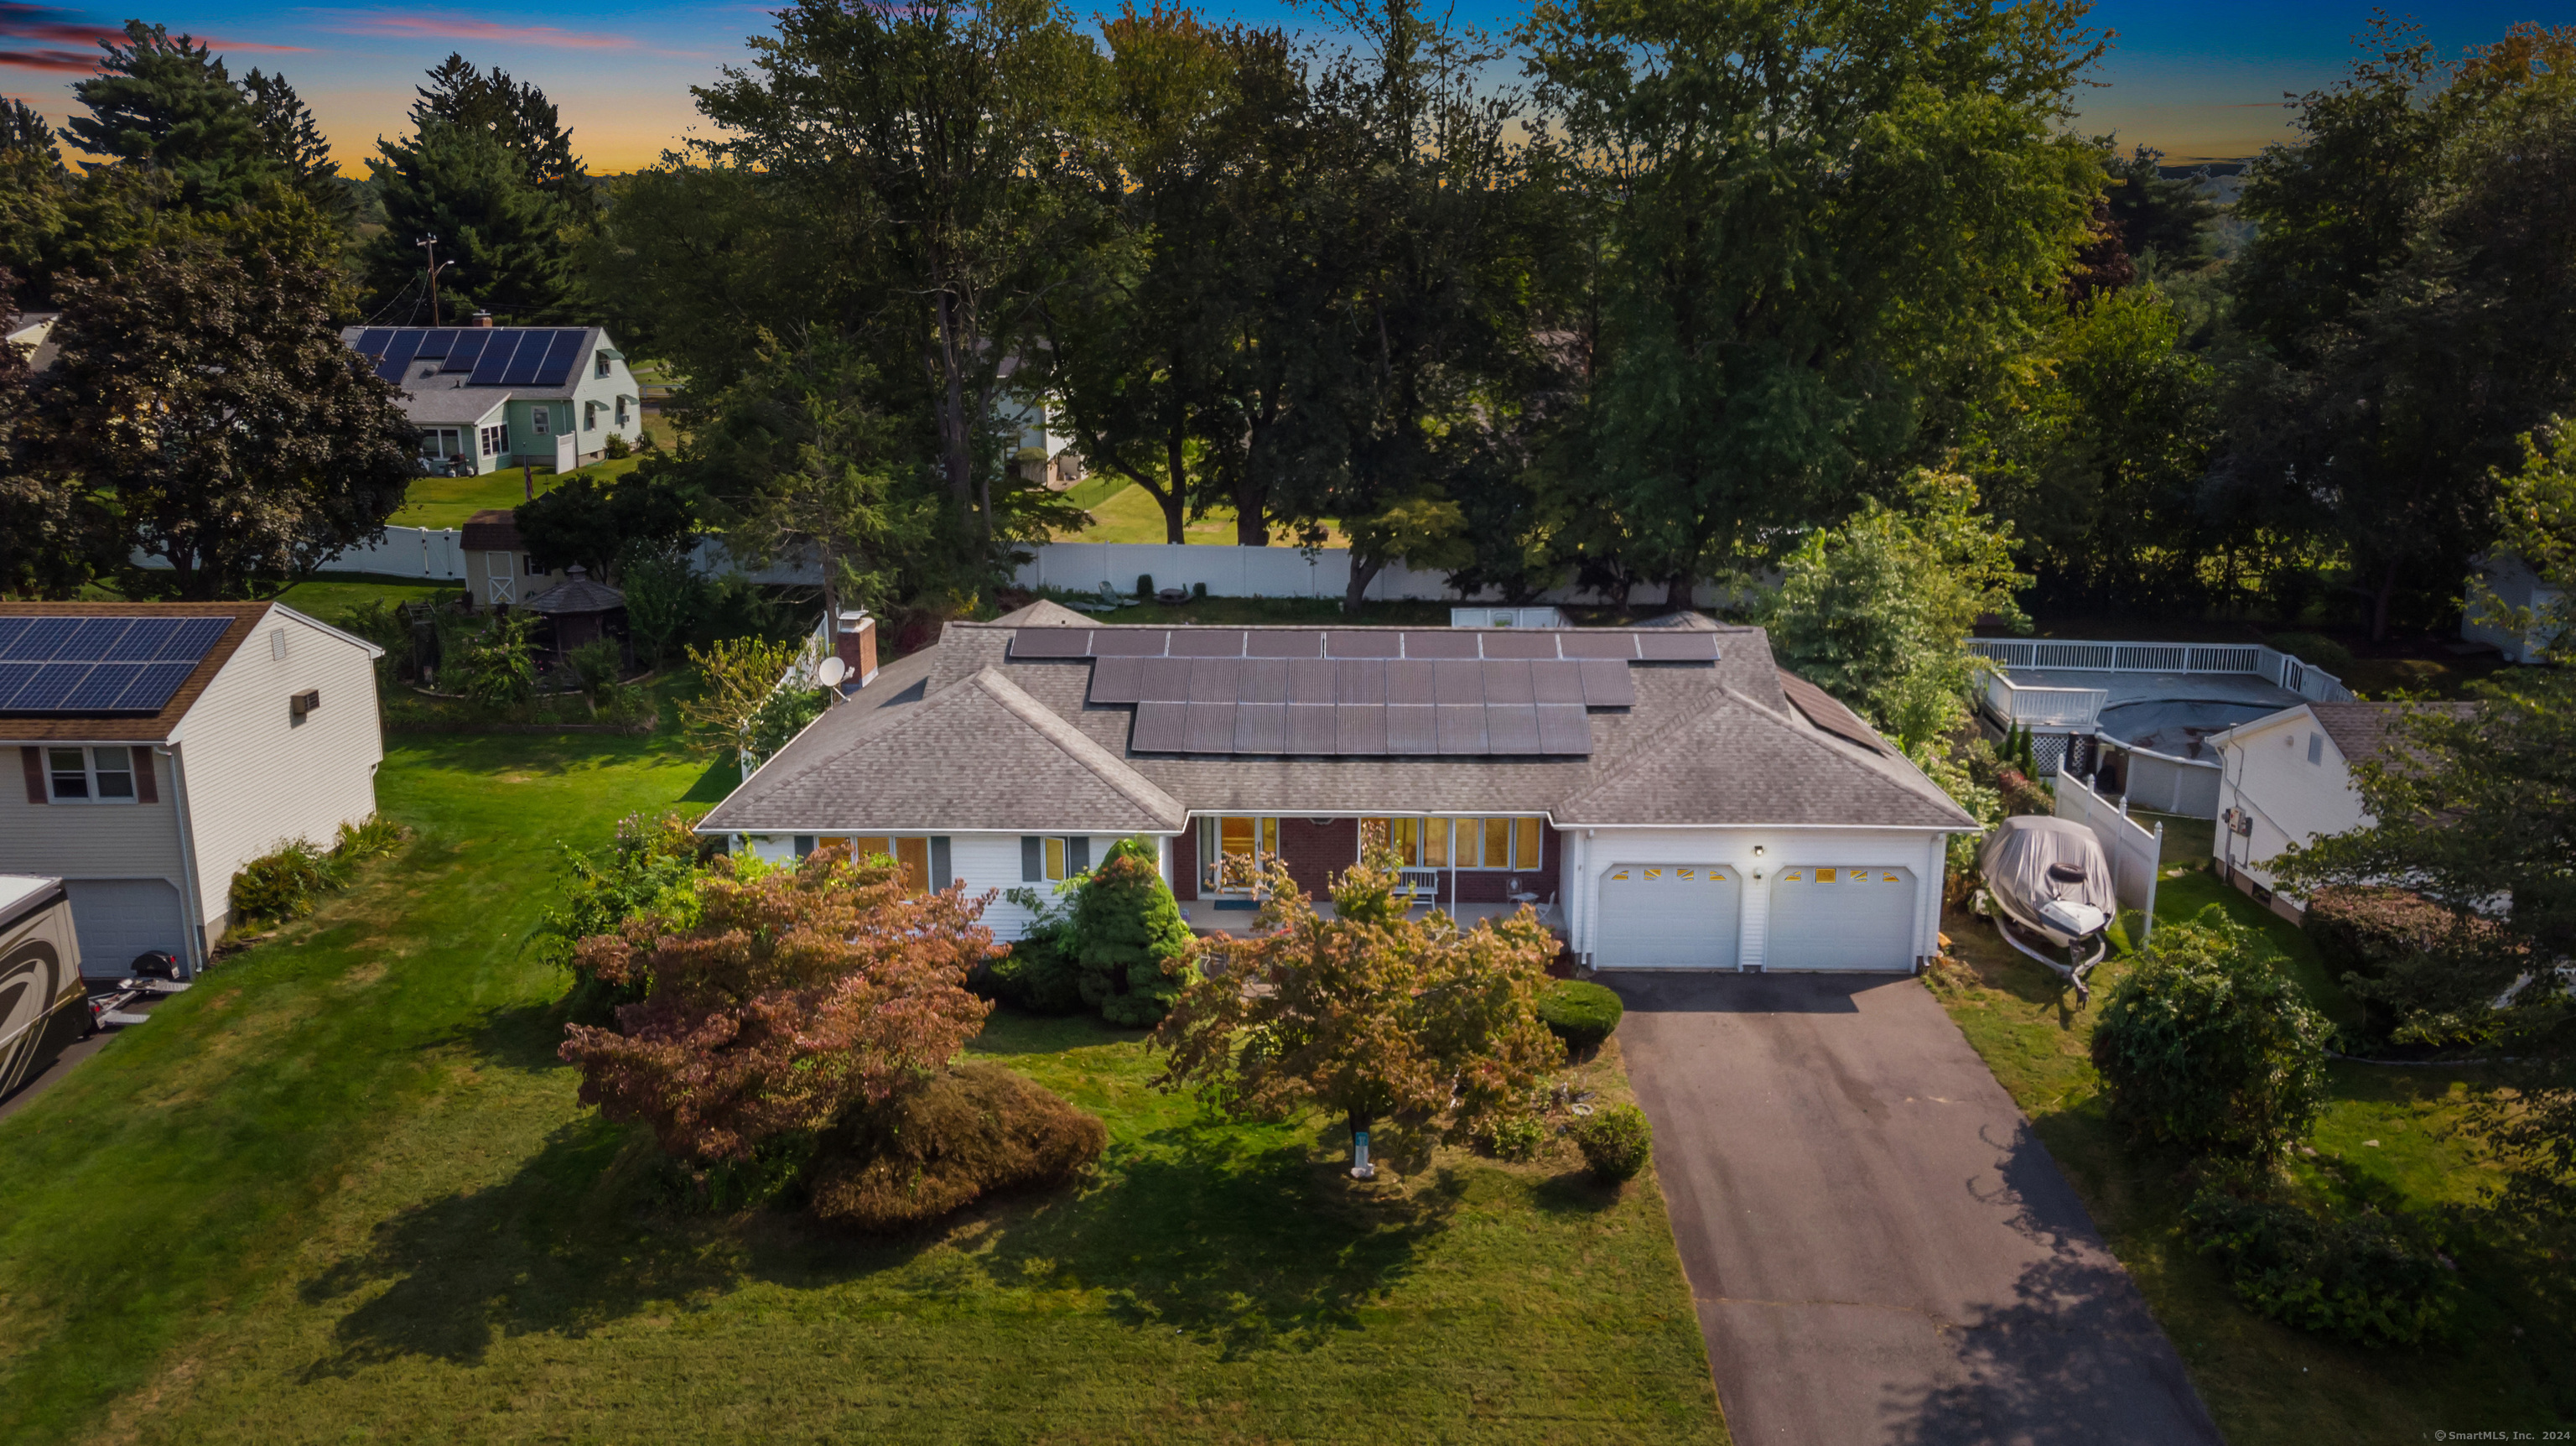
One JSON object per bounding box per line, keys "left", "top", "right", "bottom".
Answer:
{"left": 615, "top": 396, "right": 629, "bottom": 427}
{"left": 46, "top": 746, "right": 137, "bottom": 804}
{"left": 1362, "top": 817, "right": 1545, "bottom": 869}
{"left": 418, "top": 427, "right": 466, "bottom": 460}
{"left": 595, "top": 351, "right": 611, "bottom": 378}
{"left": 584, "top": 402, "right": 597, "bottom": 432}
{"left": 1022, "top": 835, "right": 1092, "bottom": 882}
{"left": 531, "top": 406, "right": 549, "bottom": 436}
{"left": 1199, "top": 815, "right": 1278, "bottom": 890}
{"left": 480, "top": 424, "right": 511, "bottom": 457}
{"left": 850, "top": 835, "right": 948, "bottom": 895}
{"left": 524, "top": 554, "right": 545, "bottom": 576}
{"left": 795, "top": 835, "right": 815, "bottom": 859}
{"left": 2308, "top": 732, "right": 2324, "bottom": 765}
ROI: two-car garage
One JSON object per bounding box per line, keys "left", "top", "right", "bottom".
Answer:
{"left": 1591, "top": 859, "right": 1923, "bottom": 973}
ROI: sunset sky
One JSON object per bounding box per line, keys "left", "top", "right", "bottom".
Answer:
{"left": 3, "top": 0, "right": 2572, "bottom": 174}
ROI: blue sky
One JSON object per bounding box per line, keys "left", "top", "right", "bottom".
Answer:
{"left": 3, "top": 1, "right": 2572, "bottom": 172}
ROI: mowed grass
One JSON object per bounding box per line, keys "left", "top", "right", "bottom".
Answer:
{"left": 0, "top": 735, "right": 1723, "bottom": 1445}
{"left": 389, "top": 456, "right": 647, "bottom": 529}
{"left": 1061, "top": 479, "right": 1349, "bottom": 548}
{"left": 1934, "top": 867, "right": 2576, "bottom": 1442}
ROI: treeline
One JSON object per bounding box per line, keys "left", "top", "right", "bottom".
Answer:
{"left": 8, "top": 8, "right": 2576, "bottom": 634}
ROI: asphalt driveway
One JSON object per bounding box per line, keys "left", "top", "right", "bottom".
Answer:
{"left": 1607, "top": 971, "right": 2220, "bottom": 1446}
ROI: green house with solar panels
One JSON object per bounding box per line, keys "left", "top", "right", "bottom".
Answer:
{"left": 1, "top": 602, "right": 387, "bottom": 979}
{"left": 340, "top": 322, "right": 642, "bottom": 476}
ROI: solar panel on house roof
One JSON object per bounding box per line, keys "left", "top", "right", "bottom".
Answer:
{"left": 0, "top": 615, "right": 229, "bottom": 714}
{"left": 444, "top": 329, "right": 492, "bottom": 373}
{"left": 352, "top": 328, "right": 394, "bottom": 358}
{"left": 468, "top": 330, "right": 524, "bottom": 385}
{"left": 532, "top": 330, "right": 586, "bottom": 386}
{"left": 374, "top": 330, "right": 426, "bottom": 383}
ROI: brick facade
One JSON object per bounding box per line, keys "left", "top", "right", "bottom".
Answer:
{"left": 1279, "top": 817, "right": 1359, "bottom": 899}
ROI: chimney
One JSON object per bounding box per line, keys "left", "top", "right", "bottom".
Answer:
{"left": 836, "top": 610, "right": 879, "bottom": 686}
{"left": 472, "top": 310, "right": 495, "bottom": 328}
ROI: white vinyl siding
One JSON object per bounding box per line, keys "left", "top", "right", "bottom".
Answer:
{"left": 1766, "top": 866, "right": 1919, "bottom": 971}
{"left": 0, "top": 748, "right": 185, "bottom": 885}
{"left": 740, "top": 832, "right": 1141, "bottom": 941}
{"left": 172, "top": 608, "right": 384, "bottom": 948}
{"left": 1595, "top": 863, "right": 1741, "bottom": 968}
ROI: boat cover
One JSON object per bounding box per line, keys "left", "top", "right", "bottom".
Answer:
{"left": 1977, "top": 815, "right": 2116, "bottom": 920}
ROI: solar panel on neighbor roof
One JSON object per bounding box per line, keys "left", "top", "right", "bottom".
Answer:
{"left": 1012, "top": 626, "right": 1716, "bottom": 663}
{"left": 0, "top": 615, "right": 228, "bottom": 713}
{"left": 532, "top": 330, "right": 587, "bottom": 386}
{"left": 374, "top": 331, "right": 425, "bottom": 383}
{"left": 468, "top": 331, "right": 524, "bottom": 386}
{"left": 414, "top": 328, "right": 460, "bottom": 359}
{"left": 444, "top": 329, "right": 492, "bottom": 374}
{"left": 353, "top": 327, "right": 394, "bottom": 358}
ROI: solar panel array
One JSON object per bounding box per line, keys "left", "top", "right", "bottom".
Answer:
{"left": 0, "top": 616, "right": 232, "bottom": 714}
{"left": 350, "top": 328, "right": 590, "bottom": 388}
{"left": 1014, "top": 627, "right": 1719, "bottom": 757}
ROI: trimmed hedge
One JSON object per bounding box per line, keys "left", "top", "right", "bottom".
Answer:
{"left": 1571, "top": 1103, "right": 1653, "bottom": 1183}
{"left": 1539, "top": 979, "right": 1624, "bottom": 1051}
{"left": 2304, "top": 886, "right": 2458, "bottom": 983}
{"left": 806, "top": 1064, "right": 1105, "bottom": 1232}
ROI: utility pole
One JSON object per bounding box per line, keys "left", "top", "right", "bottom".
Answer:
{"left": 415, "top": 234, "right": 461, "bottom": 327}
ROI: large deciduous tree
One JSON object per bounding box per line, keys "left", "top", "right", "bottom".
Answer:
{"left": 1523, "top": 0, "right": 2102, "bottom": 596}
{"left": 0, "top": 268, "right": 97, "bottom": 598}
{"left": 1760, "top": 470, "right": 2029, "bottom": 752}
{"left": 2217, "top": 21, "right": 2576, "bottom": 639}
{"left": 49, "top": 229, "right": 418, "bottom": 598}
{"left": 694, "top": 0, "right": 1108, "bottom": 542}
{"left": 559, "top": 842, "right": 1000, "bottom": 1165}
{"left": 1154, "top": 853, "right": 1561, "bottom": 1173}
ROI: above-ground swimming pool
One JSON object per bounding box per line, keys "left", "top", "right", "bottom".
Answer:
{"left": 2095, "top": 698, "right": 2286, "bottom": 762}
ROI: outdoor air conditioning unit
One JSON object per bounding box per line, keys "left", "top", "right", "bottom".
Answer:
{"left": 288, "top": 689, "right": 320, "bottom": 721}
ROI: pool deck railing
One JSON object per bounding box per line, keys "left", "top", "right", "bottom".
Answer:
{"left": 1969, "top": 638, "right": 2354, "bottom": 735}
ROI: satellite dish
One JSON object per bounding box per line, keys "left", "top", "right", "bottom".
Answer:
{"left": 815, "top": 657, "right": 849, "bottom": 687}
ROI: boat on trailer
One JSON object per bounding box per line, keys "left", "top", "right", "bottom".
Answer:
{"left": 1976, "top": 815, "right": 2117, "bottom": 1002}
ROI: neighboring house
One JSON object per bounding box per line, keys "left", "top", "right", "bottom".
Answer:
{"left": 2208, "top": 700, "right": 2476, "bottom": 919}
{"left": 2464, "top": 552, "right": 2565, "bottom": 664}
{"left": 460, "top": 509, "right": 569, "bottom": 612}
{"left": 0, "top": 602, "right": 386, "bottom": 976}
{"left": 6, "top": 311, "right": 58, "bottom": 373}
{"left": 697, "top": 602, "right": 1978, "bottom": 973}
{"left": 340, "top": 320, "right": 644, "bottom": 476}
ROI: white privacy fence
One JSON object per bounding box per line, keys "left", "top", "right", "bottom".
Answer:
{"left": 2053, "top": 770, "right": 2163, "bottom": 947}
{"left": 150, "top": 528, "right": 1746, "bottom": 606}
{"left": 1969, "top": 637, "right": 2354, "bottom": 704}
{"left": 1981, "top": 673, "right": 2107, "bottom": 730}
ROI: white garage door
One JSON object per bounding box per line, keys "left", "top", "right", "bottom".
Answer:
{"left": 1597, "top": 864, "right": 1741, "bottom": 969}
{"left": 63, "top": 879, "right": 187, "bottom": 977}
{"left": 1768, "top": 865, "right": 1918, "bottom": 971}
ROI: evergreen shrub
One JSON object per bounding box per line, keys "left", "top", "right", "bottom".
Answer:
{"left": 1538, "top": 979, "right": 1624, "bottom": 1051}
{"left": 1571, "top": 1103, "right": 1653, "bottom": 1183}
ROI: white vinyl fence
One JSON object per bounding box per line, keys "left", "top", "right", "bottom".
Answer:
{"left": 1980, "top": 673, "right": 2106, "bottom": 730}
{"left": 2054, "top": 770, "right": 2163, "bottom": 947}
{"left": 2119, "top": 747, "right": 2223, "bottom": 818}
{"left": 1968, "top": 637, "right": 2355, "bottom": 704}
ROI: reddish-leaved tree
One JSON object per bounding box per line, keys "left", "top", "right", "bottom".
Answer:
{"left": 559, "top": 840, "right": 999, "bottom": 1163}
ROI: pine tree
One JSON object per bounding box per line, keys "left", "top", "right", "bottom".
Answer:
{"left": 62, "top": 23, "right": 283, "bottom": 213}
{"left": 409, "top": 54, "right": 595, "bottom": 221}
{"left": 363, "top": 121, "right": 574, "bottom": 323}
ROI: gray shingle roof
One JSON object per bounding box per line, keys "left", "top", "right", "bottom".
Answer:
{"left": 699, "top": 665, "right": 1185, "bottom": 835}
{"left": 2311, "top": 701, "right": 2479, "bottom": 766}
{"left": 702, "top": 619, "right": 1975, "bottom": 835}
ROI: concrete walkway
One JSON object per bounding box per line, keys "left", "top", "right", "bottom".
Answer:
{"left": 1607, "top": 971, "right": 2221, "bottom": 1446}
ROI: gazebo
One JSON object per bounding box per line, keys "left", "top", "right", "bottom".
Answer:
{"left": 522, "top": 565, "right": 627, "bottom": 662}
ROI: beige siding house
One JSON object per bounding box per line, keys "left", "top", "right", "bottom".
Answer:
{"left": 1, "top": 602, "right": 385, "bottom": 975}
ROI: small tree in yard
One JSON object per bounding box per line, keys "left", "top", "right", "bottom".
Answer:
{"left": 2090, "top": 908, "right": 2331, "bottom": 1159}
{"left": 679, "top": 635, "right": 807, "bottom": 760}
{"left": 558, "top": 840, "right": 998, "bottom": 1164}
{"left": 1153, "top": 852, "right": 1563, "bottom": 1174}
{"left": 1067, "top": 835, "right": 1198, "bottom": 1026}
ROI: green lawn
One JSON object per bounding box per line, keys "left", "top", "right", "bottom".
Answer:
{"left": 1060, "top": 479, "right": 1348, "bottom": 548}
{"left": 390, "top": 456, "right": 648, "bottom": 529}
{"left": 0, "top": 734, "right": 1723, "bottom": 1445}
{"left": 271, "top": 573, "right": 460, "bottom": 618}
{"left": 1934, "top": 870, "right": 2574, "bottom": 1441}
